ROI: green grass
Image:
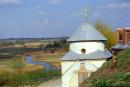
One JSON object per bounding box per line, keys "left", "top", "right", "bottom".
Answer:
{"left": 0, "top": 48, "right": 62, "bottom": 86}
{"left": 82, "top": 49, "right": 130, "bottom": 87}
{"left": 0, "top": 53, "right": 61, "bottom": 87}
{"left": 33, "top": 53, "right": 64, "bottom": 61}
{"left": 0, "top": 59, "right": 61, "bottom": 87}
{"left": 0, "top": 69, "right": 61, "bottom": 87}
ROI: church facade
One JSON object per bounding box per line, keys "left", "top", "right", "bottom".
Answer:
{"left": 61, "top": 9, "right": 112, "bottom": 87}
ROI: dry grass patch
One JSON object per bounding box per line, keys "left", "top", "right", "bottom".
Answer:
{"left": 15, "top": 64, "right": 43, "bottom": 73}
{"left": 48, "top": 61, "right": 61, "bottom": 68}
{"left": 33, "top": 53, "right": 65, "bottom": 62}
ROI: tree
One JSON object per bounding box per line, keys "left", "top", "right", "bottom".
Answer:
{"left": 94, "top": 21, "right": 116, "bottom": 49}
{"left": 0, "top": 41, "right": 14, "bottom": 48}
{"left": 15, "top": 41, "right": 24, "bottom": 45}
{"left": 59, "top": 39, "right": 69, "bottom": 51}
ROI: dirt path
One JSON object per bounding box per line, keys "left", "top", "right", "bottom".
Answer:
{"left": 38, "top": 79, "right": 61, "bottom": 87}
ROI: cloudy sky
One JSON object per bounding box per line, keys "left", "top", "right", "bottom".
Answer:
{"left": 0, "top": 0, "right": 130, "bottom": 38}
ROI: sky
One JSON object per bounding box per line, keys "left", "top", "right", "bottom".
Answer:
{"left": 0, "top": 0, "right": 130, "bottom": 38}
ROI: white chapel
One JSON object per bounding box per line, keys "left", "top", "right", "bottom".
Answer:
{"left": 61, "top": 7, "right": 112, "bottom": 87}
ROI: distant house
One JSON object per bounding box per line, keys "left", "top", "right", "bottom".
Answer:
{"left": 112, "top": 28, "right": 130, "bottom": 54}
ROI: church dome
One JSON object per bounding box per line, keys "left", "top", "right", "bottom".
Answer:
{"left": 68, "top": 23, "right": 107, "bottom": 42}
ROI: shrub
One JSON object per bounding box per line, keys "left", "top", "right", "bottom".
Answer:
{"left": 0, "top": 69, "right": 61, "bottom": 87}
{"left": 83, "top": 49, "right": 130, "bottom": 87}
{"left": 0, "top": 70, "right": 11, "bottom": 86}
{"left": 90, "top": 78, "right": 108, "bottom": 87}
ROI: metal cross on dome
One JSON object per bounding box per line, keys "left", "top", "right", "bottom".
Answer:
{"left": 82, "top": 6, "right": 89, "bottom": 23}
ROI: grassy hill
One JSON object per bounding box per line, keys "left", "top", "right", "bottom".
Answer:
{"left": 82, "top": 49, "right": 130, "bottom": 87}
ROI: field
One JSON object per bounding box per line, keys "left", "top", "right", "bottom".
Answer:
{"left": 0, "top": 39, "right": 66, "bottom": 86}
{"left": 0, "top": 59, "right": 15, "bottom": 72}
{"left": 0, "top": 51, "right": 62, "bottom": 87}
{"left": 0, "top": 55, "right": 43, "bottom": 71}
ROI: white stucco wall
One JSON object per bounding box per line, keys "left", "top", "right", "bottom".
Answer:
{"left": 70, "top": 42, "right": 105, "bottom": 54}
{"left": 61, "top": 60, "right": 106, "bottom": 87}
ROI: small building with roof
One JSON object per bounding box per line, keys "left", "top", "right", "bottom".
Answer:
{"left": 112, "top": 28, "right": 130, "bottom": 54}
{"left": 61, "top": 7, "right": 112, "bottom": 87}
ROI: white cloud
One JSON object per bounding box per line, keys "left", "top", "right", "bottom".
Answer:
{"left": 95, "top": 2, "right": 130, "bottom": 9}
{"left": 48, "top": 0, "right": 62, "bottom": 5}
{"left": 0, "top": 0, "right": 21, "bottom": 5}
{"left": 109, "top": 2, "right": 130, "bottom": 8}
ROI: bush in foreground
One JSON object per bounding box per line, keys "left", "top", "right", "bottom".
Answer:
{"left": 82, "top": 49, "right": 130, "bottom": 87}
{"left": 0, "top": 69, "right": 61, "bottom": 87}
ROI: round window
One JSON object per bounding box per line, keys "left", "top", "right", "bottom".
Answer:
{"left": 81, "top": 49, "right": 86, "bottom": 54}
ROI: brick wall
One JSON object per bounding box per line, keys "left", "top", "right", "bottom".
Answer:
{"left": 128, "top": 32, "right": 130, "bottom": 44}
{"left": 117, "top": 28, "right": 130, "bottom": 45}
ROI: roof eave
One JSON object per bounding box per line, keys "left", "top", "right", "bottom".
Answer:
{"left": 68, "top": 39, "right": 107, "bottom": 42}
{"left": 61, "top": 58, "right": 110, "bottom": 61}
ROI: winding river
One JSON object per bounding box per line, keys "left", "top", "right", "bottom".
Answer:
{"left": 25, "top": 56, "right": 59, "bottom": 70}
